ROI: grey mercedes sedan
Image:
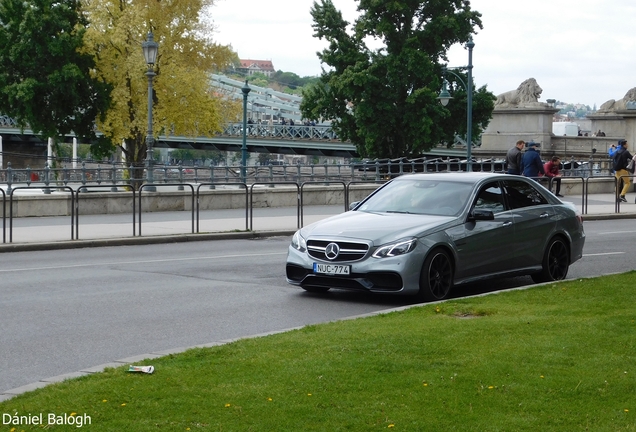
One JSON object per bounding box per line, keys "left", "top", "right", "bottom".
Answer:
{"left": 286, "top": 172, "right": 585, "bottom": 301}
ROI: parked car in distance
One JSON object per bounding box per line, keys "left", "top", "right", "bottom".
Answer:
{"left": 286, "top": 172, "right": 585, "bottom": 301}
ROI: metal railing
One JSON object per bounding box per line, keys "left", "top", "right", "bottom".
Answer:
{"left": 1, "top": 158, "right": 630, "bottom": 244}
{"left": 0, "top": 155, "right": 617, "bottom": 190}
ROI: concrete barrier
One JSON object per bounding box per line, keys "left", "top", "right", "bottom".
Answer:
{"left": 3, "top": 183, "right": 383, "bottom": 218}
{"left": 2, "top": 177, "right": 624, "bottom": 218}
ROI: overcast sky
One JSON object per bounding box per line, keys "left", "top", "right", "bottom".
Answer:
{"left": 211, "top": 0, "right": 636, "bottom": 108}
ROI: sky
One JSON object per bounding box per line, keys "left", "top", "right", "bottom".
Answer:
{"left": 210, "top": 0, "right": 636, "bottom": 108}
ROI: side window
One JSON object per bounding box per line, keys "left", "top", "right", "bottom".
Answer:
{"left": 473, "top": 182, "right": 505, "bottom": 214}
{"left": 503, "top": 180, "right": 549, "bottom": 209}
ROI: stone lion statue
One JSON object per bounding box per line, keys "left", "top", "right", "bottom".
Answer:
{"left": 495, "top": 78, "right": 544, "bottom": 108}
{"left": 598, "top": 87, "right": 636, "bottom": 112}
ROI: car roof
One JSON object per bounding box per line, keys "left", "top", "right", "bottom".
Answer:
{"left": 392, "top": 172, "right": 509, "bottom": 184}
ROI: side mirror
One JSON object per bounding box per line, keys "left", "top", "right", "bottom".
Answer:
{"left": 469, "top": 209, "right": 494, "bottom": 221}
{"left": 348, "top": 201, "right": 360, "bottom": 211}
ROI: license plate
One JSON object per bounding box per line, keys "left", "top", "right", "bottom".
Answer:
{"left": 313, "top": 263, "right": 351, "bottom": 275}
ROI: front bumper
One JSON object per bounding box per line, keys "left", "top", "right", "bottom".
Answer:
{"left": 285, "top": 245, "right": 424, "bottom": 295}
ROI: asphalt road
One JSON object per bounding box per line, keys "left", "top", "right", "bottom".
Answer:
{"left": 1, "top": 218, "right": 634, "bottom": 394}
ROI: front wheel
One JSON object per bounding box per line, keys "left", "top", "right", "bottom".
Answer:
{"left": 531, "top": 237, "right": 570, "bottom": 283}
{"left": 417, "top": 249, "right": 453, "bottom": 302}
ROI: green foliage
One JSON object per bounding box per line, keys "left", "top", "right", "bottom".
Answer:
{"left": 82, "top": 0, "right": 239, "bottom": 174}
{"left": 301, "top": 0, "right": 495, "bottom": 159}
{"left": 0, "top": 0, "right": 111, "bottom": 144}
{"left": 2, "top": 272, "right": 636, "bottom": 430}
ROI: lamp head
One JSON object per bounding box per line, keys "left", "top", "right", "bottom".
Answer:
{"left": 142, "top": 32, "right": 159, "bottom": 66}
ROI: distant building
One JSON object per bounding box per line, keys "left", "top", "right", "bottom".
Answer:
{"left": 238, "top": 59, "right": 276, "bottom": 77}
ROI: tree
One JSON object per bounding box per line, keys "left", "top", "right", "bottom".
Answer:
{"left": 82, "top": 0, "right": 240, "bottom": 181}
{"left": 0, "top": 0, "right": 111, "bottom": 159}
{"left": 301, "top": 0, "right": 494, "bottom": 159}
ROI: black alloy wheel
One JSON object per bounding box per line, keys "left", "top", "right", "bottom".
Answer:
{"left": 418, "top": 249, "right": 453, "bottom": 301}
{"left": 531, "top": 238, "right": 570, "bottom": 283}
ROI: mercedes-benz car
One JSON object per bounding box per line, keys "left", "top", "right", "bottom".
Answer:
{"left": 286, "top": 172, "right": 585, "bottom": 301}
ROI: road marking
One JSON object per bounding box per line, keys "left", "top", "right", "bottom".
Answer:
{"left": 582, "top": 252, "right": 625, "bottom": 257}
{"left": 0, "top": 252, "right": 287, "bottom": 273}
{"left": 598, "top": 231, "right": 636, "bottom": 235}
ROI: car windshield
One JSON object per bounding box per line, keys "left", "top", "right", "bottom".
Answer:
{"left": 357, "top": 178, "right": 473, "bottom": 216}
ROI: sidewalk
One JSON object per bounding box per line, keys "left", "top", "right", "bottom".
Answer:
{"left": 0, "top": 194, "right": 634, "bottom": 252}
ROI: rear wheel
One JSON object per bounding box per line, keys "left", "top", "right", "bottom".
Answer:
{"left": 417, "top": 249, "right": 453, "bottom": 301}
{"left": 531, "top": 237, "right": 570, "bottom": 283}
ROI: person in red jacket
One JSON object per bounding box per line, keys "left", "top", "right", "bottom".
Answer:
{"left": 543, "top": 156, "right": 563, "bottom": 197}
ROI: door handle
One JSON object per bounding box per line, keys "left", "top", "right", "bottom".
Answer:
{"left": 540, "top": 213, "right": 549, "bottom": 218}
{"left": 502, "top": 221, "right": 512, "bottom": 227}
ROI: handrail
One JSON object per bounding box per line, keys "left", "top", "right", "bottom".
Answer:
{"left": 9, "top": 186, "right": 75, "bottom": 242}
{"left": 0, "top": 188, "right": 5, "bottom": 243}
{"left": 138, "top": 183, "right": 195, "bottom": 236}
{"left": 76, "top": 185, "right": 136, "bottom": 238}
{"left": 300, "top": 181, "right": 347, "bottom": 227}
{"left": 249, "top": 182, "right": 300, "bottom": 231}
{"left": 195, "top": 183, "right": 248, "bottom": 233}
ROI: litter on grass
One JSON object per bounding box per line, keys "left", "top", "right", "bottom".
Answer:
{"left": 128, "top": 365, "right": 154, "bottom": 374}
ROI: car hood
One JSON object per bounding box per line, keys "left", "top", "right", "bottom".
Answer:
{"left": 302, "top": 210, "right": 456, "bottom": 245}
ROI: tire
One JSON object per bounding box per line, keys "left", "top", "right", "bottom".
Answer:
{"left": 417, "top": 248, "right": 453, "bottom": 301}
{"left": 531, "top": 237, "right": 570, "bottom": 283}
{"left": 301, "top": 286, "right": 331, "bottom": 293}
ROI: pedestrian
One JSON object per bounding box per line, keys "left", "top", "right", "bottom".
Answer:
{"left": 506, "top": 140, "right": 525, "bottom": 174}
{"left": 612, "top": 140, "right": 634, "bottom": 203}
{"left": 520, "top": 142, "right": 545, "bottom": 179}
{"left": 543, "top": 156, "right": 563, "bottom": 197}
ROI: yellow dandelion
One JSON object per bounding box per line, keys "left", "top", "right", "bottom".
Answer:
{"left": 121, "top": 403, "right": 126, "bottom": 406}
{"left": 488, "top": 386, "right": 494, "bottom": 389}
{"left": 388, "top": 424, "right": 395, "bottom": 428}
{"left": 540, "top": 376, "right": 544, "bottom": 379}
{"left": 308, "top": 393, "right": 312, "bottom": 396}
{"left": 70, "top": 412, "right": 76, "bottom": 416}
{"left": 423, "top": 383, "right": 428, "bottom": 387}
{"left": 625, "top": 409, "right": 629, "bottom": 413}
{"left": 225, "top": 403, "right": 231, "bottom": 408}
{"left": 102, "top": 399, "right": 107, "bottom": 403}
{"left": 268, "top": 397, "right": 273, "bottom": 402}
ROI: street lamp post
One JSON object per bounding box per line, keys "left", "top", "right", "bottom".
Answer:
{"left": 142, "top": 32, "right": 159, "bottom": 191}
{"left": 241, "top": 80, "right": 251, "bottom": 182}
{"left": 437, "top": 37, "right": 474, "bottom": 171}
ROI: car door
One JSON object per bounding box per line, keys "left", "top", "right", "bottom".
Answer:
{"left": 502, "top": 179, "right": 556, "bottom": 267}
{"left": 450, "top": 181, "right": 516, "bottom": 281}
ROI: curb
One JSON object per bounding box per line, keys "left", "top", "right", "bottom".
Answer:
{"left": 0, "top": 229, "right": 297, "bottom": 253}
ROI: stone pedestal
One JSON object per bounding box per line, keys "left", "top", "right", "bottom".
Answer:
{"left": 481, "top": 106, "right": 559, "bottom": 152}
{"left": 588, "top": 110, "right": 636, "bottom": 146}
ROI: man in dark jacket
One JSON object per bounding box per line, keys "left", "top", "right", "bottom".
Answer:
{"left": 520, "top": 142, "right": 545, "bottom": 178}
{"left": 613, "top": 140, "right": 633, "bottom": 202}
{"left": 506, "top": 140, "right": 525, "bottom": 174}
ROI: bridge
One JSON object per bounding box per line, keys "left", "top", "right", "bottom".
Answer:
{"left": 0, "top": 117, "right": 465, "bottom": 164}
{"left": 0, "top": 73, "right": 467, "bottom": 166}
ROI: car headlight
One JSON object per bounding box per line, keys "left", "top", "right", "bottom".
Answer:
{"left": 372, "top": 238, "right": 417, "bottom": 258}
{"left": 291, "top": 230, "right": 307, "bottom": 252}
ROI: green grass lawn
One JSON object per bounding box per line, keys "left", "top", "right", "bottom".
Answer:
{"left": 2, "top": 272, "right": 636, "bottom": 431}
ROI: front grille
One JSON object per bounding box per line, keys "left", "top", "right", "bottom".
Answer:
{"left": 307, "top": 239, "right": 369, "bottom": 262}
{"left": 300, "top": 272, "right": 403, "bottom": 292}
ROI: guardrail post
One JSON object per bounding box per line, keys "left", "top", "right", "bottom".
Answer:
{"left": 43, "top": 163, "right": 51, "bottom": 194}
{"left": 6, "top": 162, "right": 12, "bottom": 195}
{"left": 81, "top": 162, "right": 87, "bottom": 189}
{"left": 111, "top": 162, "right": 118, "bottom": 191}
{"left": 209, "top": 162, "right": 215, "bottom": 189}
{"left": 178, "top": 163, "right": 184, "bottom": 191}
